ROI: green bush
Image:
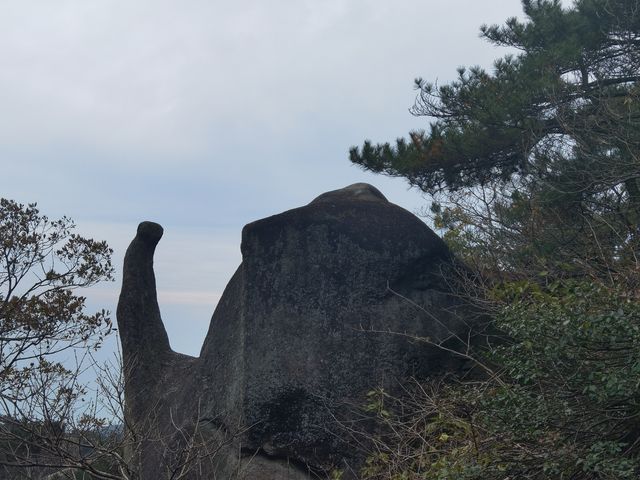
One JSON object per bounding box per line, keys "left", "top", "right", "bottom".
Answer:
{"left": 361, "top": 281, "right": 640, "bottom": 479}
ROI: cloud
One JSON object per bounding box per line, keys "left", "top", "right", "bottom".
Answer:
{"left": 2, "top": 0, "right": 527, "bottom": 356}
{"left": 0, "top": 0, "right": 523, "bottom": 164}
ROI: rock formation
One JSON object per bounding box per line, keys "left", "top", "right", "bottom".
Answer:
{"left": 116, "top": 183, "right": 476, "bottom": 479}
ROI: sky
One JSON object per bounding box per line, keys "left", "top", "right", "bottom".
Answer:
{"left": 1, "top": 0, "right": 528, "bottom": 357}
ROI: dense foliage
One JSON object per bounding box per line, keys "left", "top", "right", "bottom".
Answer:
{"left": 362, "top": 282, "right": 640, "bottom": 479}
{"left": 352, "top": 1, "right": 640, "bottom": 478}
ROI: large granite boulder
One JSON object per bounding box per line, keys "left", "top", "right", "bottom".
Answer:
{"left": 116, "top": 183, "right": 475, "bottom": 479}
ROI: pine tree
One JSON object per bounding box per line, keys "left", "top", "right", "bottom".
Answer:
{"left": 351, "top": 0, "right": 640, "bottom": 196}
{"left": 351, "top": 0, "right": 640, "bottom": 276}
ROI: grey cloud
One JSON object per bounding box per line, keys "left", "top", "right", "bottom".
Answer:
{"left": 2, "top": 0, "right": 525, "bottom": 355}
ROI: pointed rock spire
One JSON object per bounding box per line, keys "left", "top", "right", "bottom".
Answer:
{"left": 116, "top": 221, "right": 171, "bottom": 367}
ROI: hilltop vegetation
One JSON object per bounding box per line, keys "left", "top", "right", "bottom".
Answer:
{"left": 352, "top": 0, "right": 640, "bottom": 478}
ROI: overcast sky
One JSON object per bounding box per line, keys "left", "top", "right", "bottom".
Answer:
{"left": 1, "top": 0, "right": 527, "bottom": 357}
